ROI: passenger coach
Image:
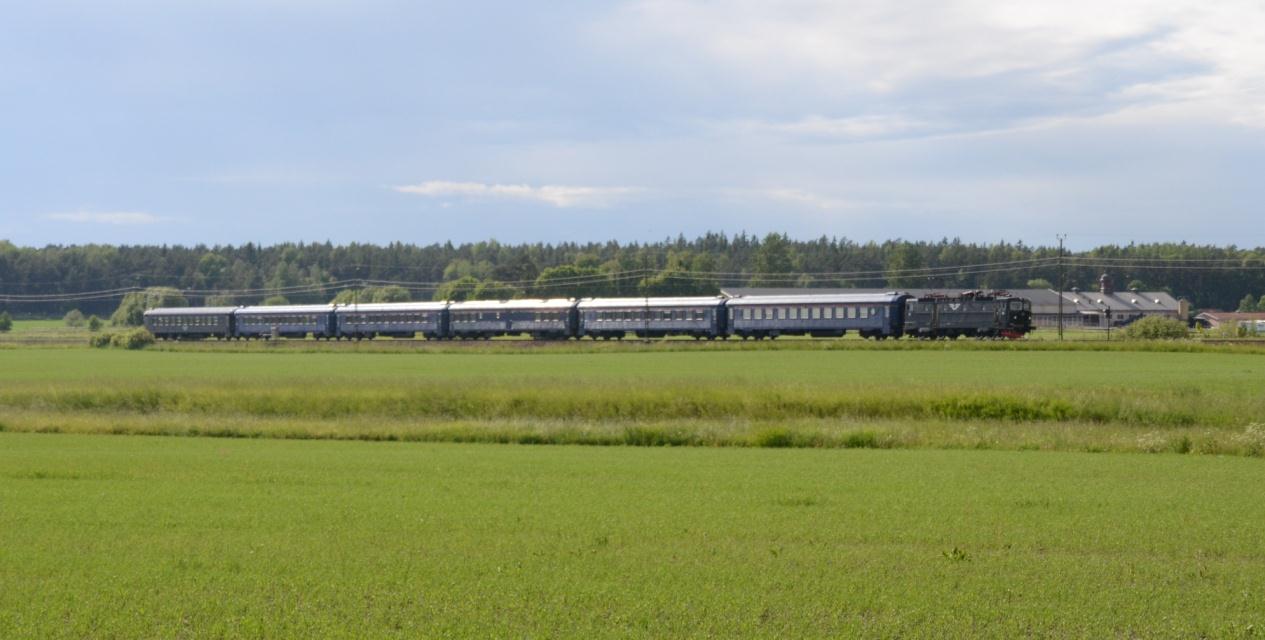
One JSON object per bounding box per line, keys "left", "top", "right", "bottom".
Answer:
{"left": 143, "top": 307, "right": 236, "bottom": 340}
{"left": 725, "top": 293, "right": 908, "bottom": 339}
{"left": 335, "top": 302, "right": 448, "bottom": 340}
{"left": 233, "top": 305, "right": 338, "bottom": 340}
{"left": 577, "top": 297, "right": 727, "bottom": 340}
{"left": 446, "top": 299, "right": 577, "bottom": 340}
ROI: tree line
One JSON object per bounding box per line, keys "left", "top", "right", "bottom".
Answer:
{"left": 2, "top": 234, "right": 1264, "bottom": 318}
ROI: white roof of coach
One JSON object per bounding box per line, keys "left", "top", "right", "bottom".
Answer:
{"left": 336, "top": 302, "right": 448, "bottom": 313}
{"left": 143, "top": 307, "right": 239, "bottom": 316}
{"left": 234, "top": 305, "right": 337, "bottom": 315}
{"left": 724, "top": 293, "right": 906, "bottom": 306}
{"left": 578, "top": 297, "right": 726, "bottom": 309}
{"left": 447, "top": 298, "right": 577, "bottom": 311}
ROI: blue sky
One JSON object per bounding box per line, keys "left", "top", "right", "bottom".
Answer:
{"left": 2, "top": 0, "right": 1263, "bottom": 249}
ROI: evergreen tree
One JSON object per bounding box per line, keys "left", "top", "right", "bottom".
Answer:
{"left": 750, "top": 233, "right": 796, "bottom": 286}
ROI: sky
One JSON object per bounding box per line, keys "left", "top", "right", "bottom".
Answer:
{"left": 2, "top": 0, "right": 1264, "bottom": 249}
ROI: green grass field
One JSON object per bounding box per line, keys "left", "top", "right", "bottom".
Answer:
{"left": 3, "top": 343, "right": 1264, "bottom": 635}
{"left": 1, "top": 433, "right": 1262, "bottom": 638}
{"left": 1, "top": 346, "right": 1262, "bottom": 454}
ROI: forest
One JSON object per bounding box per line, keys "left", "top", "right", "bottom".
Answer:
{"left": 2, "top": 234, "right": 1264, "bottom": 317}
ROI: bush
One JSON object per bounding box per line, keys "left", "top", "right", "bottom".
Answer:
{"left": 87, "top": 315, "right": 103, "bottom": 332}
{"left": 63, "top": 309, "right": 85, "bottom": 327}
{"left": 90, "top": 328, "right": 155, "bottom": 350}
{"left": 112, "top": 328, "right": 155, "bottom": 350}
{"left": 0, "top": 311, "right": 12, "bottom": 332}
{"left": 1122, "top": 316, "right": 1189, "bottom": 340}
{"left": 111, "top": 287, "right": 188, "bottom": 326}
{"left": 261, "top": 295, "right": 290, "bottom": 306}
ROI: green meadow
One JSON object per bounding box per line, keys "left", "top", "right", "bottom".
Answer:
{"left": 1, "top": 433, "right": 1262, "bottom": 638}
{"left": 0, "top": 347, "right": 1262, "bottom": 454}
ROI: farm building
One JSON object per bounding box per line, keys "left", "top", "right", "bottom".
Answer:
{"left": 723, "top": 274, "right": 1186, "bottom": 330}
{"left": 1193, "top": 311, "right": 1265, "bottom": 331}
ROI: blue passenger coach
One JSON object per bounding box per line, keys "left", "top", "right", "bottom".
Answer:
{"left": 335, "top": 302, "right": 448, "bottom": 340}
{"left": 232, "top": 305, "right": 338, "bottom": 340}
{"left": 144, "top": 307, "right": 237, "bottom": 340}
{"left": 446, "top": 299, "right": 577, "bottom": 340}
{"left": 577, "top": 297, "right": 728, "bottom": 340}
{"left": 724, "top": 293, "right": 909, "bottom": 339}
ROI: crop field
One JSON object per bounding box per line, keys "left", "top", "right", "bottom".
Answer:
{"left": 1, "top": 433, "right": 1262, "bottom": 637}
{"left": 1, "top": 345, "right": 1264, "bottom": 454}
{"left": 2, "top": 342, "right": 1263, "bottom": 636}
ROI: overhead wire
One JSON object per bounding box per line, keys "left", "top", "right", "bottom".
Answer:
{"left": 4, "top": 255, "right": 1265, "bottom": 304}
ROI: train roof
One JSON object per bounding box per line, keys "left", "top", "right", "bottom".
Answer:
{"left": 143, "top": 307, "right": 239, "bottom": 316}
{"left": 577, "top": 297, "right": 727, "bottom": 309}
{"left": 336, "top": 302, "right": 448, "bottom": 313}
{"left": 234, "top": 304, "right": 337, "bottom": 314}
{"left": 724, "top": 293, "right": 907, "bottom": 306}
{"left": 446, "top": 298, "right": 577, "bottom": 311}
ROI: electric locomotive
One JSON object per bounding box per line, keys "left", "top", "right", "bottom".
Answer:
{"left": 902, "top": 291, "right": 1033, "bottom": 339}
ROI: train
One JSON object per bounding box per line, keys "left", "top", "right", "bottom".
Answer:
{"left": 143, "top": 291, "right": 1033, "bottom": 341}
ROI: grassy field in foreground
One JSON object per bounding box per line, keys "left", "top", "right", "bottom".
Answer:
{"left": 1, "top": 347, "right": 1263, "bottom": 454}
{"left": 1, "top": 433, "right": 1262, "bottom": 637}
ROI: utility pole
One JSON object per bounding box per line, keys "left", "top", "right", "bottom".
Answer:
{"left": 1056, "top": 234, "right": 1066, "bottom": 341}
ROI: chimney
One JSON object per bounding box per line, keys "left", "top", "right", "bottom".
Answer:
{"left": 1099, "top": 273, "right": 1114, "bottom": 295}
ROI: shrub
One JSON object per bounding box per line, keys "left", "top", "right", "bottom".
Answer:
{"left": 89, "top": 332, "right": 113, "bottom": 348}
{"left": 87, "top": 315, "right": 103, "bottom": 332}
{"left": 108, "top": 328, "right": 155, "bottom": 350}
{"left": 261, "top": 295, "right": 290, "bottom": 306}
{"left": 111, "top": 288, "right": 187, "bottom": 326}
{"left": 0, "top": 311, "right": 11, "bottom": 332}
{"left": 63, "top": 309, "right": 85, "bottom": 327}
{"left": 1122, "top": 316, "right": 1188, "bottom": 341}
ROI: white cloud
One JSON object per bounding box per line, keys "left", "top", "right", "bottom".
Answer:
{"left": 45, "top": 211, "right": 168, "bottom": 225}
{"left": 394, "top": 181, "right": 641, "bottom": 208}
{"left": 725, "top": 187, "right": 853, "bottom": 211}
{"left": 598, "top": 0, "right": 1265, "bottom": 130}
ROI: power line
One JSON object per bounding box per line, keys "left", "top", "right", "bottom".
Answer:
{"left": 7, "top": 255, "right": 1265, "bottom": 304}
